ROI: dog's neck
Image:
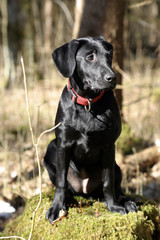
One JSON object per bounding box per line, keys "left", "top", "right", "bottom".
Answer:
{"left": 68, "top": 78, "right": 104, "bottom": 111}
{"left": 69, "top": 75, "right": 102, "bottom": 99}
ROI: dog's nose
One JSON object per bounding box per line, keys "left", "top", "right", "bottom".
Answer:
{"left": 105, "top": 73, "right": 116, "bottom": 82}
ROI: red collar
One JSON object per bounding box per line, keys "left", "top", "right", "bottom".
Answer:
{"left": 67, "top": 79, "right": 104, "bottom": 110}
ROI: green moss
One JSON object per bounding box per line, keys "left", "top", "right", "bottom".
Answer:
{"left": 117, "top": 123, "right": 143, "bottom": 155}
{"left": 1, "top": 192, "right": 159, "bottom": 240}
{"left": 8, "top": 124, "right": 29, "bottom": 138}
{"left": 152, "top": 88, "right": 160, "bottom": 103}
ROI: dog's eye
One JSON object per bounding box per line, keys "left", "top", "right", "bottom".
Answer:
{"left": 86, "top": 52, "right": 96, "bottom": 62}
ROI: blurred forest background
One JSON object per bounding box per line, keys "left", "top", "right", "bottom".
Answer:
{"left": 0, "top": 0, "right": 160, "bottom": 231}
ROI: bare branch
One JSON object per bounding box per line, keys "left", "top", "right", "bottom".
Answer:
{"left": 123, "top": 93, "right": 152, "bottom": 107}
{"left": 129, "top": 0, "right": 152, "bottom": 9}
{"left": 54, "top": 0, "right": 74, "bottom": 28}
{"left": 20, "top": 57, "right": 61, "bottom": 240}
{"left": 0, "top": 237, "right": 26, "bottom": 240}
{"left": 114, "top": 63, "right": 131, "bottom": 82}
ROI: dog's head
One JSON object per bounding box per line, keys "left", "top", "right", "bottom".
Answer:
{"left": 52, "top": 36, "right": 116, "bottom": 92}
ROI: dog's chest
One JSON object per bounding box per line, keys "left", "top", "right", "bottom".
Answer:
{"left": 73, "top": 108, "right": 120, "bottom": 144}
{"left": 73, "top": 109, "right": 116, "bottom": 132}
{"left": 70, "top": 109, "right": 119, "bottom": 165}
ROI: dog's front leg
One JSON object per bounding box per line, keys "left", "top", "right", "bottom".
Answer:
{"left": 102, "top": 145, "right": 126, "bottom": 214}
{"left": 46, "top": 145, "right": 70, "bottom": 224}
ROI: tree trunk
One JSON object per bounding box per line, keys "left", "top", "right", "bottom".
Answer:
{"left": 0, "top": 0, "right": 11, "bottom": 87}
{"left": 31, "top": 0, "right": 44, "bottom": 79}
{"left": 102, "top": 0, "right": 125, "bottom": 112}
{"left": 73, "top": 0, "right": 125, "bottom": 112}
{"left": 73, "top": 0, "right": 107, "bottom": 38}
{"left": 44, "top": 0, "right": 53, "bottom": 56}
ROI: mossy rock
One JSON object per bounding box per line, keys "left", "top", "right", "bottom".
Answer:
{"left": 1, "top": 191, "right": 160, "bottom": 240}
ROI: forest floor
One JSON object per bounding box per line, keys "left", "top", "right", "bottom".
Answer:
{"left": 0, "top": 62, "right": 160, "bottom": 231}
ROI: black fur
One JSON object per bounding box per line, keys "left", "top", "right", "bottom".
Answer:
{"left": 44, "top": 36, "right": 137, "bottom": 224}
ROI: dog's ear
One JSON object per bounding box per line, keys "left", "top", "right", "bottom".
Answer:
{"left": 52, "top": 39, "right": 79, "bottom": 78}
{"left": 98, "top": 36, "right": 113, "bottom": 58}
{"left": 104, "top": 41, "right": 113, "bottom": 58}
{"left": 106, "top": 42, "right": 113, "bottom": 58}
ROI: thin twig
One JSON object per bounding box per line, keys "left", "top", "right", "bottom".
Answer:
{"left": 54, "top": 0, "right": 73, "bottom": 28}
{"left": 114, "top": 63, "right": 131, "bottom": 82}
{"left": 21, "top": 56, "right": 41, "bottom": 240}
{"left": 0, "top": 237, "right": 26, "bottom": 240}
{"left": 123, "top": 93, "right": 152, "bottom": 107}
{"left": 20, "top": 57, "right": 61, "bottom": 240}
{"left": 21, "top": 57, "right": 35, "bottom": 146}
{"left": 36, "top": 123, "right": 61, "bottom": 146}
{"left": 129, "top": 0, "right": 152, "bottom": 9}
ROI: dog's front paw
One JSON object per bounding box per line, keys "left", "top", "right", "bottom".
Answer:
{"left": 46, "top": 202, "right": 67, "bottom": 224}
{"left": 118, "top": 196, "right": 138, "bottom": 213}
{"left": 124, "top": 200, "right": 138, "bottom": 213}
{"left": 105, "top": 202, "right": 126, "bottom": 215}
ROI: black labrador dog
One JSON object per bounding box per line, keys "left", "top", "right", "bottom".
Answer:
{"left": 44, "top": 36, "right": 137, "bottom": 224}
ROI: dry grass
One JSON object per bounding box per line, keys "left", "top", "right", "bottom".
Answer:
{"left": 123, "top": 58, "right": 160, "bottom": 142}
{"left": 0, "top": 70, "right": 66, "bottom": 201}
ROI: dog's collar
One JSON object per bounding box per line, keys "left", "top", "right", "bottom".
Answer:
{"left": 67, "top": 79, "right": 104, "bottom": 111}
